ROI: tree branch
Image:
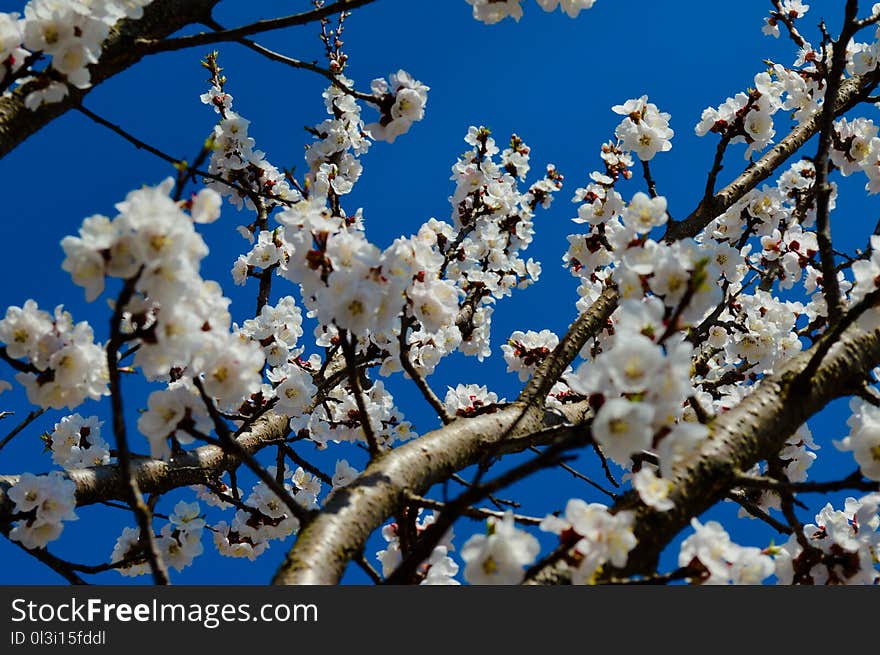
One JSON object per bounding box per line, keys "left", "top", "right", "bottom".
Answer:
{"left": 664, "top": 66, "right": 880, "bottom": 242}
{"left": 0, "top": 412, "right": 289, "bottom": 526}
{"left": 272, "top": 391, "right": 592, "bottom": 584}
{"left": 0, "top": 0, "right": 220, "bottom": 160}
{"left": 137, "top": 1, "right": 378, "bottom": 55}
{"left": 811, "top": 0, "right": 859, "bottom": 324}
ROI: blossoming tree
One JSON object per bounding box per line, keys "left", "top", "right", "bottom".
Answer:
{"left": 1, "top": 0, "right": 880, "bottom": 586}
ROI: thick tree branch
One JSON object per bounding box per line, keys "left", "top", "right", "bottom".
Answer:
{"left": 0, "top": 412, "right": 289, "bottom": 526}
{"left": 385, "top": 423, "right": 590, "bottom": 584}
{"left": 664, "top": 67, "right": 880, "bottom": 242}
{"left": 0, "top": 0, "right": 220, "bottom": 160}
{"left": 273, "top": 398, "right": 593, "bottom": 585}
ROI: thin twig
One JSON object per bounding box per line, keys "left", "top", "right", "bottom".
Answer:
{"left": 770, "top": 0, "right": 808, "bottom": 48}
{"left": 0, "top": 408, "right": 47, "bottom": 452}
{"left": 340, "top": 332, "right": 379, "bottom": 458}
{"left": 137, "top": 0, "right": 379, "bottom": 55}
{"left": 75, "top": 105, "right": 291, "bottom": 208}
{"left": 591, "top": 441, "right": 619, "bottom": 489}
{"left": 528, "top": 446, "right": 616, "bottom": 499}
{"left": 812, "top": 0, "right": 860, "bottom": 325}
{"left": 192, "top": 378, "right": 310, "bottom": 525}
{"left": 734, "top": 469, "right": 878, "bottom": 494}
{"left": 408, "top": 494, "right": 545, "bottom": 526}
{"left": 641, "top": 159, "right": 659, "bottom": 198}
{"left": 702, "top": 133, "right": 731, "bottom": 203}
{"left": 450, "top": 473, "right": 520, "bottom": 510}
{"left": 727, "top": 489, "right": 793, "bottom": 535}
{"left": 5, "top": 534, "right": 87, "bottom": 585}
{"left": 201, "top": 18, "right": 376, "bottom": 104}
{"left": 0, "top": 346, "right": 39, "bottom": 374}
{"left": 355, "top": 551, "right": 383, "bottom": 584}
{"left": 282, "top": 444, "right": 333, "bottom": 486}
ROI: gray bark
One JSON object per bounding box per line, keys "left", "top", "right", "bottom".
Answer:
{"left": 0, "top": 0, "right": 219, "bottom": 160}
{"left": 0, "top": 411, "right": 287, "bottom": 521}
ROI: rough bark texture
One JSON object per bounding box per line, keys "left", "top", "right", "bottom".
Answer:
{"left": 0, "top": 0, "right": 219, "bottom": 160}
{"left": 0, "top": 411, "right": 287, "bottom": 522}
{"left": 272, "top": 400, "right": 592, "bottom": 584}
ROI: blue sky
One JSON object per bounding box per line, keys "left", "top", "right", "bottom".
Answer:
{"left": 0, "top": 0, "right": 874, "bottom": 584}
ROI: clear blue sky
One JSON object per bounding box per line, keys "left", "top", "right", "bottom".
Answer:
{"left": 0, "top": 0, "right": 871, "bottom": 584}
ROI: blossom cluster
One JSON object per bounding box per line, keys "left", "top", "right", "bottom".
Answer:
{"left": 761, "top": 0, "right": 810, "bottom": 38}
{"left": 60, "top": 178, "right": 266, "bottom": 457}
{"left": 278, "top": 124, "right": 558, "bottom": 393}
{"left": 289, "top": 378, "right": 412, "bottom": 449}
{"left": 1, "top": 0, "right": 153, "bottom": 109}
{"left": 460, "top": 511, "right": 538, "bottom": 584}
{"left": 465, "top": 0, "right": 595, "bottom": 24}
{"left": 137, "top": 381, "right": 214, "bottom": 460}
{"left": 612, "top": 96, "right": 674, "bottom": 162}
{"left": 562, "top": 98, "right": 701, "bottom": 324}
{"left": 444, "top": 383, "right": 504, "bottom": 417}
{"left": 541, "top": 499, "right": 637, "bottom": 583}
{"left": 303, "top": 75, "right": 371, "bottom": 197}
{"left": 735, "top": 425, "right": 819, "bottom": 520}
{"left": 679, "top": 519, "right": 774, "bottom": 585}
{"left": 700, "top": 16, "right": 880, "bottom": 160}
{"left": 112, "top": 500, "right": 205, "bottom": 576}
{"left": 689, "top": 156, "right": 846, "bottom": 416}
{"left": 46, "top": 413, "right": 109, "bottom": 469}
{"left": 501, "top": 329, "right": 558, "bottom": 382}
{"left": 0, "top": 300, "right": 108, "bottom": 409}
{"left": 554, "top": 98, "right": 732, "bottom": 505}
{"left": 366, "top": 70, "right": 429, "bottom": 144}
{"left": 773, "top": 494, "right": 880, "bottom": 585}
{"left": 7, "top": 471, "right": 77, "bottom": 549}
{"left": 837, "top": 397, "right": 880, "bottom": 481}
{"left": 377, "top": 512, "right": 460, "bottom": 585}
{"left": 201, "top": 74, "right": 297, "bottom": 212}
{"left": 571, "top": 302, "right": 708, "bottom": 478}
{"left": 236, "top": 296, "right": 319, "bottom": 422}
{"left": 428, "top": 127, "right": 558, "bottom": 361}
{"left": 213, "top": 467, "right": 318, "bottom": 561}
